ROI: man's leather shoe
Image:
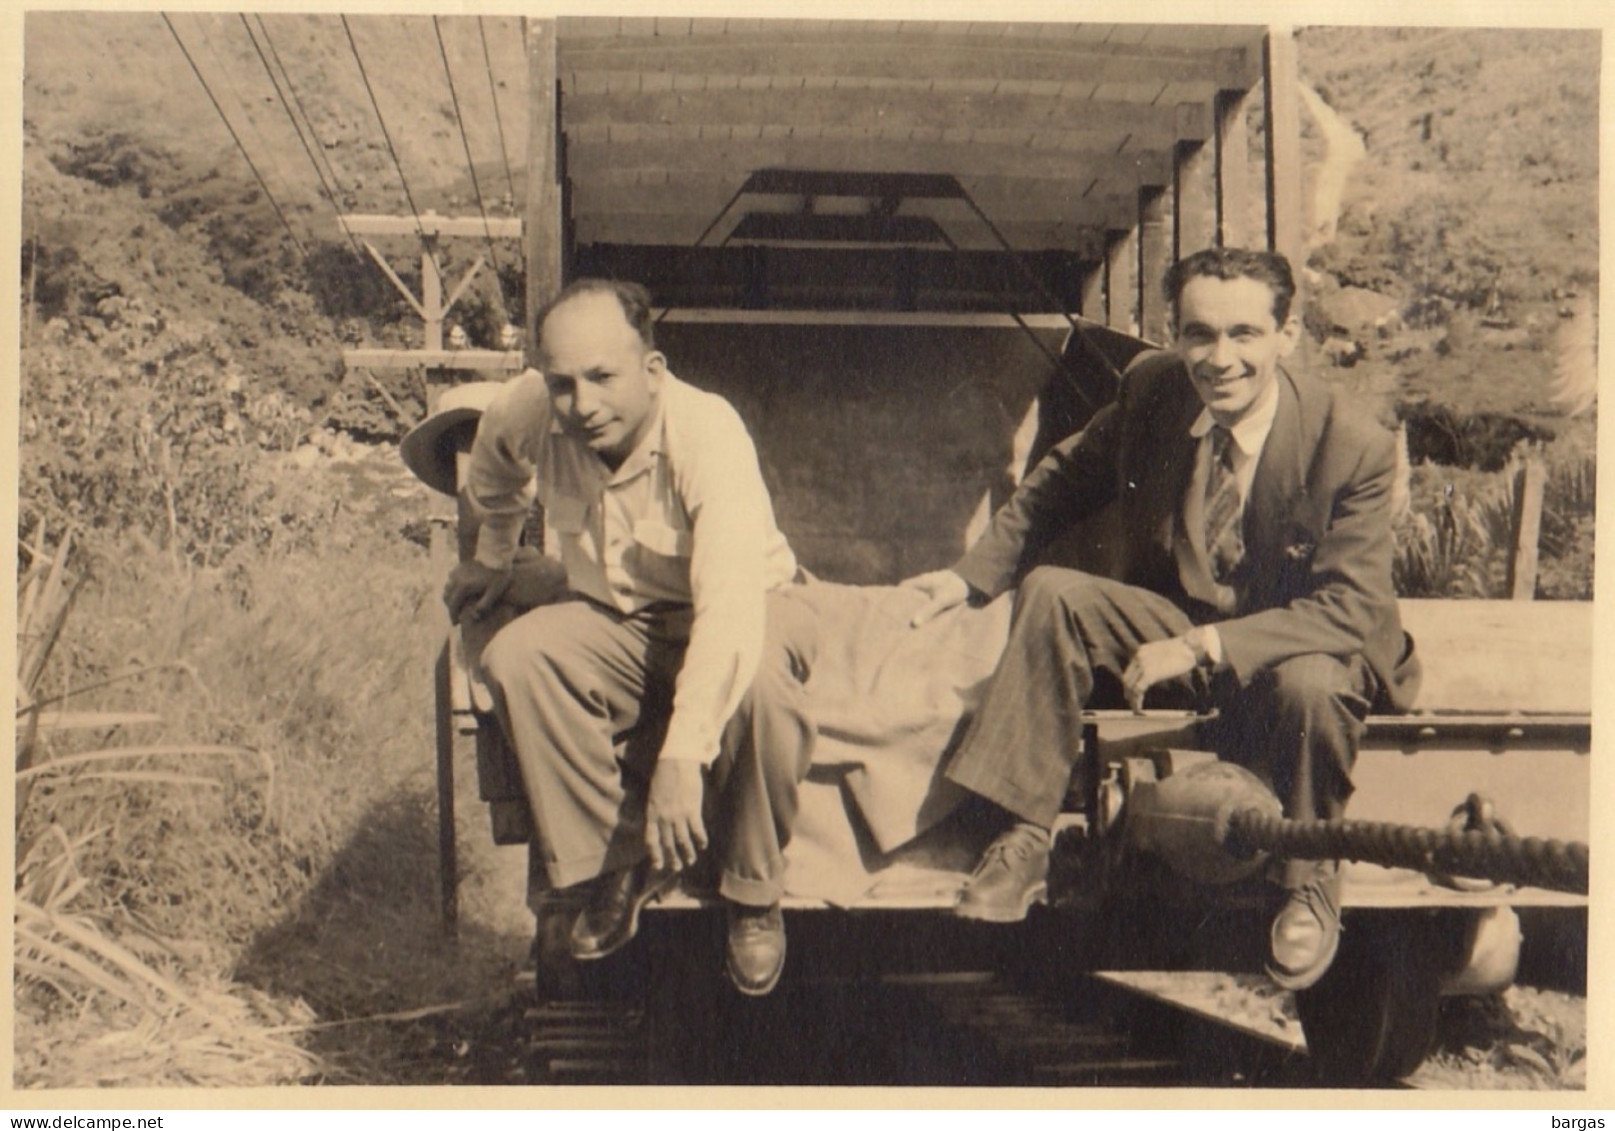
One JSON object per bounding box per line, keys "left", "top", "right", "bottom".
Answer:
{"left": 1266, "top": 863, "right": 1342, "bottom": 991}
{"left": 725, "top": 902, "right": 786, "bottom": 996}
{"left": 954, "top": 822, "right": 1051, "bottom": 923}
{"left": 569, "top": 861, "right": 677, "bottom": 961}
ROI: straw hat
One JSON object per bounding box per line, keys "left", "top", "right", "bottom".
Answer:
{"left": 399, "top": 380, "right": 507, "bottom": 496}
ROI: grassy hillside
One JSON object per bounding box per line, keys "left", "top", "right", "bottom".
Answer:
{"left": 1297, "top": 27, "right": 1598, "bottom": 421}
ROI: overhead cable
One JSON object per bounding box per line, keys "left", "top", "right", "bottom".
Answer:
{"left": 433, "top": 15, "right": 506, "bottom": 291}
{"left": 255, "top": 17, "right": 358, "bottom": 221}
{"left": 160, "top": 12, "right": 307, "bottom": 258}
{"left": 240, "top": 13, "right": 365, "bottom": 261}
{"left": 340, "top": 14, "right": 442, "bottom": 290}
{"left": 478, "top": 16, "right": 520, "bottom": 208}
{"left": 188, "top": 13, "right": 306, "bottom": 222}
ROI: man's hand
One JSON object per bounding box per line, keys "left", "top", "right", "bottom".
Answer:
{"left": 1122, "top": 637, "right": 1199, "bottom": 713}
{"left": 443, "top": 560, "right": 512, "bottom": 624}
{"left": 645, "top": 760, "right": 709, "bottom": 871}
{"left": 903, "top": 569, "right": 972, "bottom": 628}
{"left": 504, "top": 549, "right": 569, "bottom": 611}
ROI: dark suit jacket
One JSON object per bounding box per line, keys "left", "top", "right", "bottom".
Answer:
{"left": 953, "top": 350, "right": 1420, "bottom": 709}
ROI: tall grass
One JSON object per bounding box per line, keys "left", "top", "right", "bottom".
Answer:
{"left": 14, "top": 531, "right": 321, "bottom": 1086}
{"left": 14, "top": 501, "right": 528, "bottom": 1087}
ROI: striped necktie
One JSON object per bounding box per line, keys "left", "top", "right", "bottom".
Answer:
{"left": 1204, "top": 425, "right": 1245, "bottom": 583}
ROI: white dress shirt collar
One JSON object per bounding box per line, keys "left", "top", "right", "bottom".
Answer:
{"left": 1188, "top": 374, "right": 1281, "bottom": 460}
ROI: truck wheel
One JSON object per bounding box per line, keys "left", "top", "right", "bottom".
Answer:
{"left": 1294, "top": 912, "right": 1443, "bottom": 1084}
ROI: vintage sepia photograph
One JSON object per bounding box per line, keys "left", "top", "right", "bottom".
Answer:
{"left": 9, "top": 4, "right": 1600, "bottom": 1099}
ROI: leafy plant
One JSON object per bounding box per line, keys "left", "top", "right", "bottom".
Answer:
{"left": 1395, "top": 442, "right": 1595, "bottom": 600}
{"left": 1394, "top": 473, "right": 1513, "bottom": 598}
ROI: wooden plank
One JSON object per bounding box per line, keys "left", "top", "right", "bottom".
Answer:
{"left": 574, "top": 166, "right": 1172, "bottom": 222}
{"left": 1089, "top": 80, "right": 1171, "bottom": 104}
{"left": 1215, "top": 86, "right": 1255, "bottom": 248}
{"left": 1338, "top": 869, "right": 1587, "bottom": 909}
{"left": 656, "top": 310, "right": 1075, "bottom": 327}
{"left": 1262, "top": 26, "right": 1303, "bottom": 264}
{"left": 342, "top": 213, "right": 523, "bottom": 238}
{"left": 574, "top": 213, "right": 1125, "bottom": 252}
{"left": 420, "top": 244, "right": 444, "bottom": 352}
{"left": 526, "top": 18, "right": 564, "bottom": 346}
{"left": 571, "top": 190, "right": 1140, "bottom": 231}
{"left": 557, "top": 38, "right": 1261, "bottom": 88}
{"left": 361, "top": 241, "right": 426, "bottom": 321}
{"left": 440, "top": 256, "right": 486, "bottom": 320}
{"left": 1105, "top": 226, "right": 1139, "bottom": 335}
{"left": 1396, "top": 599, "right": 1592, "bottom": 715}
{"left": 566, "top": 69, "right": 1216, "bottom": 105}
{"left": 343, "top": 348, "right": 525, "bottom": 372}
{"left": 559, "top": 17, "right": 1261, "bottom": 50}
{"left": 562, "top": 85, "right": 1211, "bottom": 142}
{"left": 1351, "top": 746, "right": 1588, "bottom": 846}
{"left": 578, "top": 242, "right": 1099, "bottom": 299}
{"left": 1507, "top": 460, "right": 1547, "bottom": 599}
{"left": 564, "top": 130, "right": 1182, "bottom": 182}
{"left": 1174, "top": 138, "right": 1217, "bottom": 260}
{"left": 1092, "top": 972, "right": 1305, "bottom": 1052}
{"left": 583, "top": 158, "right": 1174, "bottom": 199}
{"left": 1139, "top": 26, "right": 1270, "bottom": 52}
{"left": 1137, "top": 186, "right": 1173, "bottom": 342}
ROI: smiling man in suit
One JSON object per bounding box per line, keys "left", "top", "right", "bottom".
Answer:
{"left": 906, "top": 246, "right": 1420, "bottom": 990}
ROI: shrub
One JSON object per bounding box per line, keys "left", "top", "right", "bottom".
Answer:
{"left": 1398, "top": 401, "right": 1556, "bottom": 473}
{"left": 20, "top": 317, "right": 321, "bottom": 566}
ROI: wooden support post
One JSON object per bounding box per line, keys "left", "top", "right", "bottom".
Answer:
{"left": 1175, "top": 138, "right": 1217, "bottom": 261}
{"left": 1105, "top": 227, "right": 1138, "bottom": 336}
{"left": 434, "top": 638, "right": 460, "bottom": 940}
{"left": 1080, "top": 261, "right": 1106, "bottom": 324}
{"left": 525, "top": 18, "right": 564, "bottom": 356}
{"left": 421, "top": 236, "right": 444, "bottom": 352}
{"left": 1264, "top": 26, "right": 1304, "bottom": 268}
{"left": 1215, "top": 88, "right": 1254, "bottom": 249}
{"left": 1507, "top": 459, "right": 1547, "bottom": 600}
{"left": 1138, "top": 186, "right": 1173, "bottom": 343}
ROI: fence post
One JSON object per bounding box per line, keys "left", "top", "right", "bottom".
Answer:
{"left": 1506, "top": 458, "right": 1546, "bottom": 600}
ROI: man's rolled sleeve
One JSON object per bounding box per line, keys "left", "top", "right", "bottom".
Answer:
{"left": 467, "top": 372, "right": 550, "bottom": 571}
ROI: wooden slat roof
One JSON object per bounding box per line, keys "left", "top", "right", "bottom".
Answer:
{"left": 555, "top": 18, "right": 1267, "bottom": 253}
